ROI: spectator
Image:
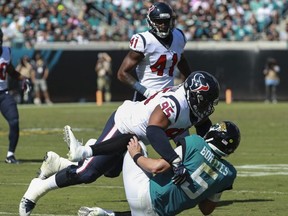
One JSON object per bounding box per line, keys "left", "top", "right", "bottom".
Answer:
{"left": 15, "top": 55, "right": 33, "bottom": 104}
{"left": 95, "top": 52, "right": 112, "bottom": 103}
{"left": 0, "top": 0, "right": 287, "bottom": 46}
{"left": 31, "top": 53, "right": 53, "bottom": 105}
{"left": 263, "top": 57, "right": 280, "bottom": 103}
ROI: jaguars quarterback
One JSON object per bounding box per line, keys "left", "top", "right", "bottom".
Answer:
{"left": 0, "top": 29, "right": 31, "bottom": 163}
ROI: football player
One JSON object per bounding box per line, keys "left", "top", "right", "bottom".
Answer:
{"left": 78, "top": 121, "right": 241, "bottom": 216}
{"left": 0, "top": 29, "right": 31, "bottom": 164}
{"left": 117, "top": 2, "right": 191, "bottom": 101}
{"left": 117, "top": 1, "right": 192, "bottom": 162}
{"left": 19, "top": 71, "right": 220, "bottom": 215}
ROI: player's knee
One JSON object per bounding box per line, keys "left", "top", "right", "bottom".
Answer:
{"left": 8, "top": 118, "right": 19, "bottom": 129}
{"left": 67, "top": 165, "right": 102, "bottom": 184}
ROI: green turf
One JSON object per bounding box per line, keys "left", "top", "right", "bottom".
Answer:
{"left": 0, "top": 102, "right": 287, "bottom": 215}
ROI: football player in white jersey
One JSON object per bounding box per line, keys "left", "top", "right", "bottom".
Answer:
{"left": 0, "top": 29, "right": 31, "bottom": 164}
{"left": 117, "top": 2, "right": 191, "bottom": 102}
{"left": 78, "top": 121, "right": 241, "bottom": 216}
{"left": 19, "top": 71, "right": 220, "bottom": 216}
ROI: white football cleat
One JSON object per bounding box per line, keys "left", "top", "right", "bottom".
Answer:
{"left": 78, "top": 206, "right": 115, "bottom": 216}
{"left": 37, "top": 151, "right": 61, "bottom": 179}
{"left": 19, "top": 197, "right": 35, "bottom": 216}
{"left": 63, "top": 125, "right": 92, "bottom": 162}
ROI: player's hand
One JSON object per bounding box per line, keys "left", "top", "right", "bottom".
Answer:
{"left": 22, "top": 79, "right": 31, "bottom": 93}
{"left": 172, "top": 162, "right": 188, "bottom": 185}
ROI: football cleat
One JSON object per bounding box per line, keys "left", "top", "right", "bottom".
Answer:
{"left": 63, "top": 125, "right": 87, "bottom": 162}
{"left": 19, "top": 197, "right": 36, "bottom": 216}
{"left": 5, "top": 155, "right": 20, "bottom": 164}
{"left": 78, "top": 206, "right": 115, "bottom": 216}
{"left": 37, "top": 151, "right": 61, "bottom": 179}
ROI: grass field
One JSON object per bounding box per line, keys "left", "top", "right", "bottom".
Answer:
{"left": 0, "top": 102, "right": 287, "bottom": 216}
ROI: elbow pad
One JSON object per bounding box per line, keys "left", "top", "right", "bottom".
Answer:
{"left": 146, "top": 125, "right": 178, "bottom": 163}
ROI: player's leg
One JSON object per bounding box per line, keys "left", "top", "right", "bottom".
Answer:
{"left": 37, "top": 139, "right": 97, "bottom": 179}
{"left": 79, "top": 141, "right": 156, "bottom": 216}
{"left": 20, "top": 112, "right": 128, "bottom": 215}
{"left": 1, "top": 93, "right": 20, "bottom": 163}
{"left": 122, "top": 141, "right": 156, "bottom": 216}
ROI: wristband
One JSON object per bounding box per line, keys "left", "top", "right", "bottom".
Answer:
{"left": 132, "top": 82, "right": 147, "bottom": 95}
{"left": 133, "top": 153, "right": 143, "bottom": 164}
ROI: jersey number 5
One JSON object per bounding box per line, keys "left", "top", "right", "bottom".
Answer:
{"left": 180, "top": 162, "right": 218, "bottom": 199}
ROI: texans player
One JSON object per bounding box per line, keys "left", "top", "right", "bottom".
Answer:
{"left": 117, "top": 2, "right": 191, "bottom": 101}
{"left": 20, "top": 71, "right": 220, "bottom": 215}
{"left": 0, "top": 29, "right": 31, "bottom": 164}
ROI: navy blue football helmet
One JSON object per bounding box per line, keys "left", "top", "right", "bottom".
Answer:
{"left": 204, "top": 121, "right": 241, "bottom": 156}
{"left": 146, "top": 2, "right": 174, "bottom": 38}
{"left": 184, "top": 71, "right": 220, "bottom": 119}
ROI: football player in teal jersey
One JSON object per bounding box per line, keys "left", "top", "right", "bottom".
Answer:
{"left": 78, "top": 120, "right": 241, "bottom": 216}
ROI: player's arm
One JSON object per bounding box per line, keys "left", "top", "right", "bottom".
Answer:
{"left": 177, "top": 53, "right": 191, "bottom": 78}
{"left": 117, "top": 50, "right": 148, "bottom": 95}
{"left": 6, "top": 62, "right": 26, "bottom": 80}
{"left": 146, "top": 105, "right": 180, "bottom": 164}
{"left": 7, "top": 62, "right": 31, "bottom": 92}
{"left": 198, "top": 197, "right": 218, "bottom": 215}
{"left": 127, "top": 136, "right": 171, "bottom": 174}
{"left": 195, "top": 118, "right": 212, "bottom": 137}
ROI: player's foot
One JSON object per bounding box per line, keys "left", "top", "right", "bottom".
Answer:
{"left": 19, "top": 197, "right": 36, "bottom": 216}
{"left": 63, "top": 125, "right": 86, "bottom": 162}
{"left": 37, "top": 151, "right": 61, "bottom": 179}
{"left": 5, "top": 155, "right": 19, "bottom": 164}
{"left": 78, "top": 206, "right": 115, "bottom": 216}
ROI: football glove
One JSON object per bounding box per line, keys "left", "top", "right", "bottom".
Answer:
{"left": 22, "top": 79, "right": 31, "bottom": 93}
{"left": 171, "top": 157, "right": 188, "bottom": 185}
{"left": 172, "top": 162, "right": 188, "bottom": 185}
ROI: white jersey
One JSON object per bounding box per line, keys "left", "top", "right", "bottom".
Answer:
{"left": 0, "top": 47, "right": 11, "bottom": 91}
{"left": 115, "top": 85, "right": 201, "bottom": 145}
{"left": 129, "top": 28, "right": 187, "bottom": 91}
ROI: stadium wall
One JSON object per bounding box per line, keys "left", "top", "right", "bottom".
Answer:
{"left": 11, "top": 42, "right": 288, "bottom": 102}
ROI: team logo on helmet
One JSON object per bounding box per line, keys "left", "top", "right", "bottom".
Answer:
{"left": 148, "top": 5, "right": 155, "bottom": 14}
{"left": 187, "top": 73, "right": 210, "bottom": 92}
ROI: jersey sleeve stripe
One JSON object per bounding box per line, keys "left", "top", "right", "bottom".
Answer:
{"left": 138, "top": 33, "right": 146, "bottom": 49}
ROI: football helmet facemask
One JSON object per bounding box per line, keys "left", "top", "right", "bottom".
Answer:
{"left": 184, "top": 71, "right": 220, "bottom": 120}
{"left": 146, "top": 2, "right": 174, "bottom": 38}
{"left": 204, "top": 121, "right": 241, "bottom": 157}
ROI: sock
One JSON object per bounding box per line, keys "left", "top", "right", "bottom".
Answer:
{"left": 7, "top": 151, "right": 14, "bottom": 157}
{"left": 23, "top": 176, "right": 58, "bottom": 203}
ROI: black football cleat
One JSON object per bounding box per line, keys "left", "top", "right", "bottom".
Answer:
{"left": 5, "top": 155, "right": 20, "bottom": 164}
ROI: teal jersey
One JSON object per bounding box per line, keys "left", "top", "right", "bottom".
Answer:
{"left": 149, "top": 134, "right": 237, "bottom": 216}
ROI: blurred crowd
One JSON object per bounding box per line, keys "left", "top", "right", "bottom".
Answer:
{"left": 1, "top": 0, "right": 288, "bottom": 48}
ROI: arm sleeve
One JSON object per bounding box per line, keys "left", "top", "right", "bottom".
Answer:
{"left": 146, "top": 125, "right": 179, "bottom": 163}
